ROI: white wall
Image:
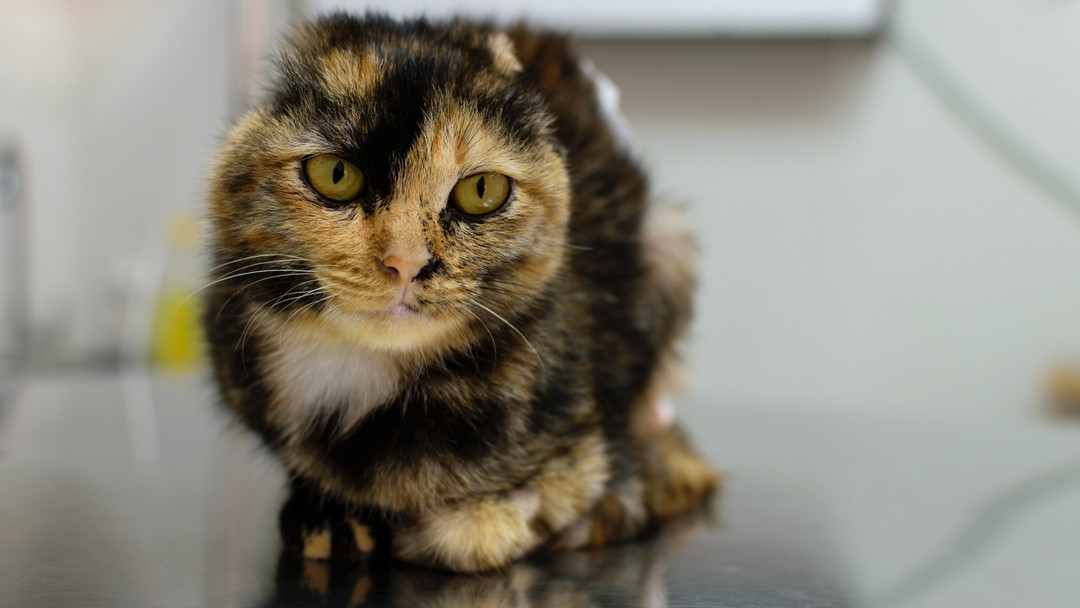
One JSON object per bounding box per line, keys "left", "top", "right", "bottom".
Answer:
{"left": 578, "top": 20, "right": 1080, "bottom": 420}
{"left": 896, "top": 0, "right": 1080, "bottom": 209}
{"left": 310, "top": 0, "right": 887, "bottom": 37}
{"left": 0, "top": 0, "right": 235, "bottom": 362}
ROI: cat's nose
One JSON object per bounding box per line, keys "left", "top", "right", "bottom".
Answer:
{"left": 379, "top": 249, "right": 432, "bottom": 284}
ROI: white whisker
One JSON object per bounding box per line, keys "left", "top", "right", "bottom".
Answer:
{"left": 213, "top": 274, "right": 322, "bottom": 323}
{"left": 206, "top": 252, "right": 310, "bottom": 274}
{"left": 460, "top": 306, "right": 497, "bottom": 360}
{"left": 277, "top": 292, "right": 337, "bottom": 345}
{"left": 236, "top": 283, "right": 325, "bottom": 356}
{"left": 450, "top": 311, "right": 482, "bottom": 374}
{"left": 181, "top": 267, "right": 316, "bottom": 314}
{"left": 472, "top": 301, "right": 544, "bottom": 371}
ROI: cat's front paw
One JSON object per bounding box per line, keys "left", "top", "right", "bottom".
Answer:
{"left": 392, "top": 489, "right": 542, "bottom": 573}
{"left": 293, "top": 518, "right": 378, "bottom": 562}
{"left": 279, "top": 484, "right": 383, "bottom": 562}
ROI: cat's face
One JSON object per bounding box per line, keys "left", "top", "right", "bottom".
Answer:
{"left": 209, "top": 17, "right": 570, "bottom": 353}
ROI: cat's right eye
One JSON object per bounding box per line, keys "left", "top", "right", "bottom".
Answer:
{"left": 304, "top": 154, "right": 365, "bottom": 202}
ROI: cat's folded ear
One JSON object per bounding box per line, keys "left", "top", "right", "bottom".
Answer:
{"left": 488, "top": 32, "right": 522, "bottom": 74}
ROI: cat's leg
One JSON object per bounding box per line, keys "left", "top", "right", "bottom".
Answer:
{"left": 400, "top": 422, "right": 714, "bottom": 563}
{"left": 548, "top": 390, "right": 717, "bottom": 552}
{"left": 391, "top": 433, "right": 610, "bottom": 572}
{"left": 547, "top": 205, "right": 717, "bottom": 552}
{"left": 546, "top": 473, "right": 650, "bottom": 550}
{"left": 639, "top": 425, "right": 720, "bottom": 520}
{"left": 278, "top": 479, "right": 387, "bottom": 562}
{"left": 550, "top": 421, "right": 718, "bottom": 550}
{"left": 632, "top": 201, "right": 720, "bottom": 518}
{"left": 390, "top": 487, "right": 543, "bottom": 572}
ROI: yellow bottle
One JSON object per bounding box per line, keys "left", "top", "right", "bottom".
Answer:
{"left": 150, "top": 213, "right": 203, "bottom": 371}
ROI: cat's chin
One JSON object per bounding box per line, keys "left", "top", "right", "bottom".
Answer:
{"left": 257, "top": 301, "right": 458, "bottom": 354}
{"left": 383, "top": 302, "right": 421, "bottom": 318}
{"left": 313, "top": 306, "right": 463, "bottom": 354}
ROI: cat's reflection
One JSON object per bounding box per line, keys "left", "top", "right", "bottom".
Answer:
{"left": 257, "top": 509, "right": 711, "bottom": 608}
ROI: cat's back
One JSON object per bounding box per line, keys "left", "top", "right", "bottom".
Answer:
{"left": 509, "top": 27, "right": 650, "bottom": 266}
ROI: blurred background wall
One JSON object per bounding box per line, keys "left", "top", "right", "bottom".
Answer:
{"left": 0, "top": 0, "right": 233, "bottom": 364}
{"left": 1, "top": 0, "right": 1078, "bottom": 421}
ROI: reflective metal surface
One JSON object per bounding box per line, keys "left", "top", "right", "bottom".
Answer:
{"left": 8, "top": 373, "right": 1080, "bottom": 606}
{"left": 0, "top": 373, "right": 853, "bottom": 607}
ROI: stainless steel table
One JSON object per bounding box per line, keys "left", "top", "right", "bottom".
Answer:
{"left": 2, "top": 372, "right": 1078, "bottom": 607}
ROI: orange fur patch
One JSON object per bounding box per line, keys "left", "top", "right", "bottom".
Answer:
{"left": 321, "top": 49, "right": 382, "bottom": 98}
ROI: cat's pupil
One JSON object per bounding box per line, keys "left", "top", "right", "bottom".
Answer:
{"left": 476, "top": 176, "right": 486, "bottom": 198}
{"left": 332, "top": 161, "right": 345, "bottom": 184}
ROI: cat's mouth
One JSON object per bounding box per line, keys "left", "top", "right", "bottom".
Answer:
{"left": 384, "top": 301, "right": 421, "bottom": 317}
{"left": 381, "top": 287, "right": 424, "bottom": 317}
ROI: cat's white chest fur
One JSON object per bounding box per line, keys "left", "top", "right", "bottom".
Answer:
{"left": 260, "top": 321, "right": 402, "bottom": 436}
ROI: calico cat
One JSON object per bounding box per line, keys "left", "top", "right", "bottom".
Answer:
{"left": 204, "top": 13, "right": 717, "bottom": 573}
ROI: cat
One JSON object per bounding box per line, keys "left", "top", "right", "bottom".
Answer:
{"left": 203, "top": 12, "right": 717, "bottom": 573}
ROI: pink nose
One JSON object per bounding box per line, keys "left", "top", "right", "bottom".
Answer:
{"left": 379, "top": 250, "right": 431, "bottom": 284}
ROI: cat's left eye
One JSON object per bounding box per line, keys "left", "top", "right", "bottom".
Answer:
{"left": 304, "top": 154, "right": 365, "bottom": 202}
{"left": 451, "top": 172, "right": 511, "bottom": 216}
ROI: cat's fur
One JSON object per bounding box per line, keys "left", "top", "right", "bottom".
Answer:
{"left": 204, "top": 13, "right": 717, "bottom": 573}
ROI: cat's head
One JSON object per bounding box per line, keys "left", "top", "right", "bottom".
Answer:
{"left": 208, "top": 14, "right": 570, "bottom": 353}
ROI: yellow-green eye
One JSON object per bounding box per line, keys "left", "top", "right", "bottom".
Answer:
{"left": 304, "top": 154, "right": 364, "bottom": 202}
{"left": 451, "top": 172, "right": 511, "bottom": 215}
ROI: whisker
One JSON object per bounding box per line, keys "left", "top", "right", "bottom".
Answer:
{"left": 413, "top": 343, "right": 428, "bottom": 384}
{"left": 448, "top": 310, "right": 484, "bottom": 374}
{"left": 213, "top": 275, "right": 322, "bottom": 323}
{"left": 269, "top": 279, "right": 323, "bottom": 308}
{"left": 206, "top": 252, "right": 311, "bottom": 273}
{"left": 472, "top": 301, "right": 545, "bottom": 372}
{"left": 182, "top": 267, "right": 316, "bottom": 314}
{"left": 477, "top": 285, "right": 531, "bottom": 300}
{"left": 277, "top": 292, "right": 337, "bottom": 345}
{"left": 453, "top": 316, "right": 480, "bottom": 374}
{"left": 237, "top": 300, "right": 272, "bottom": 357}
{"left": 460, "top": 306, "right": 497, "bottom": 359}
{"left": 235, "top": 283, "right": 324, "bottom": 355}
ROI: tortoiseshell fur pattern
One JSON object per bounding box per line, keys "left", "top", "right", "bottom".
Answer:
{"left": 204, "top": 13, "right": 717, "bottom": 573}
